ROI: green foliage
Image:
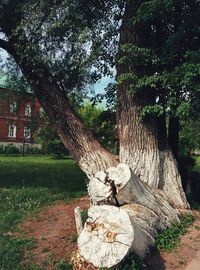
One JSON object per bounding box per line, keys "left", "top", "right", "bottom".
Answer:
{"left": 140, "top": 104, "right": 164, "bottom": 119}
{"left": 78, "top": 102, "right": 117, "bottom": 152}
{"left": 81, "top": 209, "right": 88, "bottom": 224}
{"left": 180, "top": 119, "right": 200, "bottom": 152}
{"left": 0, "top": 144, "right": 43, "bottom": 155}
{"left": 46, "top": 140, "right": 69, "bottom": 159}
{"left": 56, "top": 260, "right": 72, "bottom": 270}
{"left": 0, "top": 236, "right": 37, "bottom": 270}
{"left": 155, "top": 214, "right": 194, "bottom": 252}
{"left": 70, "top": 234, "right": 78, "bottom": 243}
{"left": 0, "top": 144, "right": 20, "bottom": 155}
{"left": 35, "top": 117, "right": 69, "bottom": 158}
{"left": 118, "top": 0, "right": 200, "bottom": 122}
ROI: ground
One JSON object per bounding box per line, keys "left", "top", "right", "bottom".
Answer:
{"left": 20, "top": 196, "right": 90, "bottom": 269}
{"left": 16, "top": 197, "right": 200, "bottom": 270}
{"left": 0, "top": 156, "right": 200, "bottom": 269}
{"left": 144, "top": 211, "right": 200, "bottom": 270}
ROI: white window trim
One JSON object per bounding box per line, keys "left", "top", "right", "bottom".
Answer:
{"left": 8, "top": 124, "right": 17, "bottom": 138}
{"left": 24, "top": 126, "right": 31, "bottom": 139}
{"left": 25, "top": 104, "right": 31, "bottom": 117}
{"left": 10, "top": 101, "right": 17, "bottom": 114}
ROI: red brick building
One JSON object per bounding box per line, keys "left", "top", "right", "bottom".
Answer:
{"left": 0, "top": 87, "right": 42, "bottom": 147}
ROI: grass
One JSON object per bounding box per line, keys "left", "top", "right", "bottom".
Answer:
{"left": 0, "top": 155, "right": 86, "bottom": 191}
{"left": 155, "top": 214, "right": 194, "bottom": 252}
{"left": 0, "top": 155, "right": 87, "bottom": 270}
{"left": 194, "top": 156, "right": 200, "bottom": 172}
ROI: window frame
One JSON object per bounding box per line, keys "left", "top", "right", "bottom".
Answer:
{"left": 8, "top": 124, "right": 17, "bottom": 138}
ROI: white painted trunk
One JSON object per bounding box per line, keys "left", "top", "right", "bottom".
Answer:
{"left": 75, "top": 164, "right": 187, "bottom": 269}
{"left": 77, "top": 203, "right": 179, "bottom": 268}
{"left": 88, "top": 163, "right": 179, "bottom": 226}
{"left": 120, "top": 148, "right": 189, "bottom": 209}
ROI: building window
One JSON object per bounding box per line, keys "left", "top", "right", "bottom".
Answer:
{"left": 8, "top": 124, "right": 16, "bottom": 138}
{"left": 24, "top": 126, "right": 31, "bottom": 139}
{"left": 25, "top": 104, "right": 31, "bottom": 117}
{"left": 10, "top": 101, "right": 17, "bottom": 114}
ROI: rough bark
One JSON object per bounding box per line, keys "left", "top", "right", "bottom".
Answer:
{"left": 116, "top": 0, "right": 188, "bottom": 209}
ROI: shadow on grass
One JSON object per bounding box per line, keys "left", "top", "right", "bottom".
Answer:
{"left": 0, "top": 155, "right": 87, "bottom": 192}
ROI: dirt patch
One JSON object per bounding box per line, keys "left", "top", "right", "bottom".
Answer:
{"left": 20, "top": 196, "right": 90, "bottom": 269}
{"left": 144, "top": 211, "right": 200, "bottom": 270}
{"left": 19, "top": 199, "right": 200, "bottom": 270}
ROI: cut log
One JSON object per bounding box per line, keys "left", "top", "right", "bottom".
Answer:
{"left": 77, "top": 204, "right": 179, "bottom": 268}
{"left": 78, "top": 164, "right": 181, "bottom": 268}
{"left": 78, "top": 205, "right": 134, "bottom": 268}
{"left": 88, "top": 163, "right": 179, "bottom": 227}
{"left": 74, "top": 207, "right": 83, "bottom": 235}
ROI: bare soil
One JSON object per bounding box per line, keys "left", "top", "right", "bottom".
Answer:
{"left": 20, "top": 196, "right": 90, "bottom": 270}
{"left": 19, "top": 198, "right": 200, "bottom": 270}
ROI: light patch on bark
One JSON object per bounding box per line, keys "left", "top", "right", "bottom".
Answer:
{"left": 120, "top": 147, "right": 189, "bottom": 209}
{"left": 79, "top": 150, "right": 118, "bottom": 180}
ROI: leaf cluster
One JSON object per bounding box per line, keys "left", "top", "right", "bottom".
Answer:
{"left": 118, "top": 0, "right": 200, "bottom": 119}
{"left": 155, "top": 214, "right": 194, "bottom": 252}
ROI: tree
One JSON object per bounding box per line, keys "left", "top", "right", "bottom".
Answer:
{"left": 0, "top": 0, "right": 199, "bottom": 268}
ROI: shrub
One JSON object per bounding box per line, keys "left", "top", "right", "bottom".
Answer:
{"left": 4, "top": 144, "right": 21, "bottom": 154}
{"left": 155, "top": 214, "right": 194, "bottom": 252}
{"left": 46, "top": 140, "right": 69, "bottom": 159}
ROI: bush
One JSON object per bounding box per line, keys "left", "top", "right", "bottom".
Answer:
{"left": 46, "top": 140, "right": 69, "bottom": 159}
{"left": 0, "top": 144, "right": 43, "bottom": 155}
{"left": 25, "top": 147, "right": 44, "bottom": 155}
{"left": 0, "top": 145, "right": 4, "bottom": 154}
{"left": 155, "top": 214, "right": 194, "bottom": 252}
{"left": 4, "top": 144, "right": 21, "bottom": 154}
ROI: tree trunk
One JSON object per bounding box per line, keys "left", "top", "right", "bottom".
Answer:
{"left": 88, "top": 163, "right": 179, "bottom": 225}
{"left": 7, "top": 43, "right": 118, "bottom": 178}
{"left": 116, "top": 0, "right": 188, "bottom": 209}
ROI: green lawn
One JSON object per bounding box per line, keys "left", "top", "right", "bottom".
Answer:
{"left": 194, "top": 156, "right": 200, "bottom": 172}
{"left": 0, "top": 155, "right": 86, "bottom": 270}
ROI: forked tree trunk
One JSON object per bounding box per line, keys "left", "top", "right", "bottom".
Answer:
{"left": 0, "top": 3, "right": 190, "bottom": 269}
{"left": 116, "top": 0, "right": 188, "bottom": 209}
